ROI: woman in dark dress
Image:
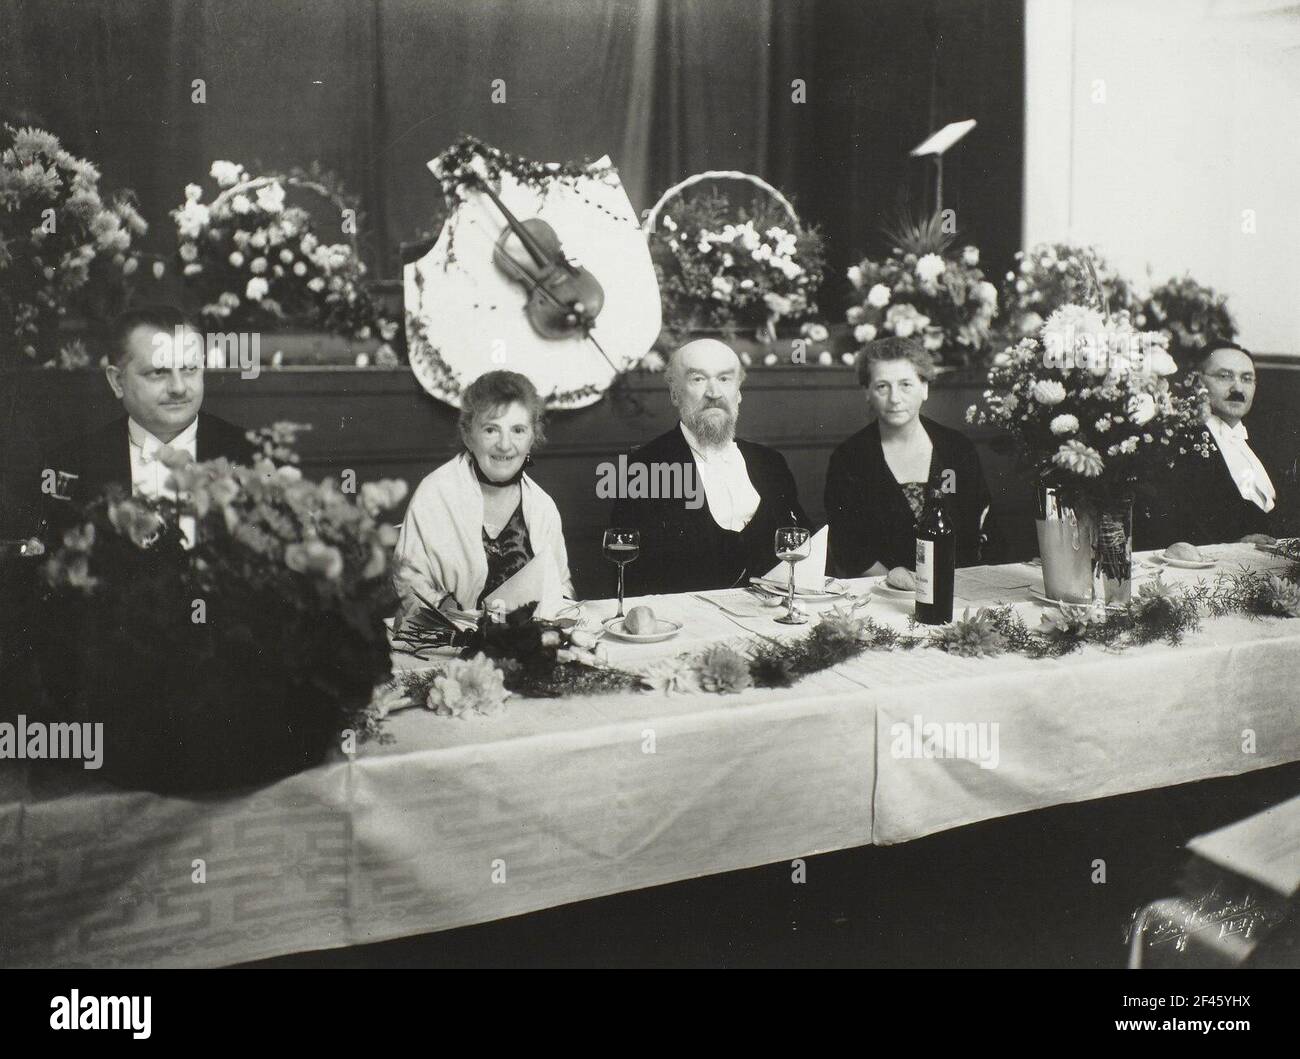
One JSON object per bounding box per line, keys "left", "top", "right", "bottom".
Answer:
{"left": 825, "top": 336, "right": 995, "bottom": 579}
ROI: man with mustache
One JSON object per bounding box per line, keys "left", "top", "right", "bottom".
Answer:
{"left": 43, "top": 305, "right": 256, "bottom": 546}
{"left": 1139, "top": 340, "right": 1279, "bottom": 548}
{"left": 609, "top": 338, "right": 808, "bottom": 594}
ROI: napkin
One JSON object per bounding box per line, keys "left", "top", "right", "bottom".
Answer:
{"left": 762, "top": 525, "right": 828, "bottom": 591}
{"left": 481, "top": 552, "right": 566, "bottom": 618}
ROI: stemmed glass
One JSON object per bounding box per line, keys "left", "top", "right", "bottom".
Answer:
{"left": 603, "top": 528, "right": 640, "bottom": 619}
{"left": 773, "top": 526, "right": 811, "bottom": 625}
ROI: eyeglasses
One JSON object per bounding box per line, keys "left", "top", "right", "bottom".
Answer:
{"left": 1204, "top": 371, "right": 1255, "bottom": 386}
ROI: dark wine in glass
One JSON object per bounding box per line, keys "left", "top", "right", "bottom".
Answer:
{"left": 603, "top": 528, "right": 640, "bottom": 618}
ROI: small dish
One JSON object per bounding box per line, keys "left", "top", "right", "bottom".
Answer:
{"left": 873, "top": 581, "right": 915, "bottom": 599}
{"left": 601, "top": 616, "right": 683, "bottom": 643}
{"left": 1155, "top": 551, "right": 1217, "bottom": 570}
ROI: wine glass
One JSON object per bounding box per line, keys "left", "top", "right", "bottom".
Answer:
{"left": 603, "top": 528, "right": 640, "bottom": 619}
{"left": 773, "top": 526, "right": 811, "bottom": 625}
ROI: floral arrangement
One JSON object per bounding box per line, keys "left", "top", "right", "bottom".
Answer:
{"left": 968, "top": 304, "right": 1207, "bottom": 507}
{"left": 845, "top": 213, "right": 998, "bottom": 367}
{"left": 173, "top": 160, "right": 398, "bottom": 359}
{"left": 33, "top": 431, "right": 409, "bottom": 792}
{"left": 390, "top": 601, "right": 643, "bottom": 709}
{"left": 0, "top": 125, "right": 152, "bottom": 368}
{"left": 1135, "top": 274, "right": 1237, "bottom": 360}
{"left": 999, "top": 242, "right": 1137, "bottom": 342}
{"left": 648, "top": 189, "right": 826, "bottom": 342}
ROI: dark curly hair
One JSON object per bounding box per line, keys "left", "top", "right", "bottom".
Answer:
{"left": 457, "top": 370, "right": 547, "bottom": 449}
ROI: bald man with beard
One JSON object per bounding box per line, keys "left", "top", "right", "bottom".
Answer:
{"left": 609, "top": 339, "right": 809, "bottom": 594}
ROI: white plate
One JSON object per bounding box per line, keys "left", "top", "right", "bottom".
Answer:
{"left": 1029, "top": 589, "right": 1127, "bottom": 612}
{"left": 602, "top": 616, "right": 683, "bottom": 643}
{"left": 1155, "top": 551, "right": 1217, "bottom": 570}
{"left": 749, "top": 577, "right": 849, "bottom": 604}
{"left": 873, "top": 581, "right": 915, "bottom": 599}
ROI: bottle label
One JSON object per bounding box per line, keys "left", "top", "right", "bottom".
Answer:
{"left": 915, "top": 540, "right": 934, "bottom": 604}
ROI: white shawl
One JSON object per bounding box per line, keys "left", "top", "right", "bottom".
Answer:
{"left": 393, "top": 452, "right": 574, "bottom": 612}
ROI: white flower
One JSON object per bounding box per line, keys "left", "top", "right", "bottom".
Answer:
{"left": 210, "top": 160, "right": 244, "bottom": 187}
{"left": 885, "top": 303, "right": 928, "bottom": 338}
{"left": 279, "top": 248, "right": 294, "bottom": 265}
{"left": 255, "top": 182, "right": 286, "bottom": 213}
{"left": 174, "top": 200, "right": 210, "bottom": 240}
{"left": 307, "top": 276, "right": 326, "bottom": 293}
{"left": 866, "top": 283, "right": 891, "bottom": 309}
{"left": 1050, "top": 414, "right": 1079, "bottom": 435}
{"left": 853, "top": 323, "right": 877, "bottom": 344}
{"left": 1127, "top": 392, "right": 1156, "bottom": 425}
{"left": 293, "top": 260, "right": 307, "bottom": 276}
{"left": 1031, "top": 380, "right": 1066, "bottom": 405}
{"left": 178, "top": 242, "right": 198, "bottom": 263}
{"left": 763, "top": 352, "right": 778, "bottom": 366}
{"left": 184, "top": 183, "right": 203, "bottom": 202}
{"left": 847, "top": 265, "right": 866, "bottom": 289}
{"left": 250, "top": 256, "right": 268, "bottom": 274}
{"left": 916, "top": 253, "right": 946, "bottom": 283}
{"left": 249, "top": 230, "right": 268, "bottom": 249}
{"left": 962, "top": 246, "right": 980, "bottom": 266}
{"left": 661, "top": 214, "right": 677, "bottom": 231}
{"left": 975, "top": 280, "right": 998, "bottom": 306}
{"left": 231, "top": 194, "right": 253, "bottom": 215}
{"left": 1095, "top": 417, "right": 1111, "bottom": 432}
{"left": 245, "top": 276, "right": 269, "bottom": 301}
{"left": 846, "top": 305, "right": 866, "bottom": 325}
{"left": 817, "top": 351, "right": 833, "bottom": 366}
{"left": 697, "top": 240, "right": 711, "bottom": 254}
{"left": 228, "top": 251, "right": 245, "bottom": 268}
{"left": 1052, "top": 440, "right": 1105, "bottom": 477}
{"left": 1118, "top": 436, "right": 1139, "bottom": 455}
{"left": 763, "top": 292, "right": 793, "bottom": 315}
{"left": 800, "top": 322, "right": 829, "bottom": 342}
{"left": 711, "top": 275, "right": 734, "bottom": 297}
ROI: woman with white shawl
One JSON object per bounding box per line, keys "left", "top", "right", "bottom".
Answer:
{"left": 394, "top": 370, "right": 574, "bottom": 614}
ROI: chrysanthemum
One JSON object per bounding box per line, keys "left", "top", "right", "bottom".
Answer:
{"left": 1052, "top": 440, "right": 1105, "bottom": 477}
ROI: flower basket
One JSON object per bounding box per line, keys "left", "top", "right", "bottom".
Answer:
{"left": 645, "top": 170, "right": 825, "bottom": 343}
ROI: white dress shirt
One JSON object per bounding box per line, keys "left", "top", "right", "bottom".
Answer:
{"left": 1207, "top": 414, "right": 1275, "bottom": 513}
{"left": 679, "top": 421, "right": 761, "bottom": 532}
{"left": 128, "top": 417, "right": 199, "bottom": 546}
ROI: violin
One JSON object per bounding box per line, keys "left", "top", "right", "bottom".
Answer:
{"left": 467, "top": 156, "right": 606, "bottom": 342}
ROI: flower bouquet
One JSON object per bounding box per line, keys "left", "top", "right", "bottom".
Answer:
{"left": 32, "top": 438, "right": 409, "bottom": 793}
{"left": 0, "top": 124, "right": 152, "bottom": 368}
{"left": 999, "top": 242, "right": 1137, "bottom": 342}
{"left": 646, "top": 177, "right": 825, "bottom": 343}
{"left": 1135, "top": 273, "right": 1237, "bottom": 360}
{"left": 969, "top": 305, "right": 1207, "bottom": 602}
{"left": 845, "top": 213, "right": 998, "bottom": 367}
{"left": 173, "top": 160, "right": 399, "bottom": 362}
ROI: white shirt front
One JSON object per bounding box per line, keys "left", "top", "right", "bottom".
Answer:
{"left": 128, "top": 416, "right": 199, "bottom": 546}
{"left": 679, "top": 421, "right": 761, "bottom": 532}
{"left": 1207, "top": 414, "right": 1275, "bottom": 513}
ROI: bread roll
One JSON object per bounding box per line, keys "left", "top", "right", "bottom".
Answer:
{"left": 1166, "top": 541, "right": 1202, "bottom": 562}
{"left": 886, "top": 566, "right": 917, "bottom": 591}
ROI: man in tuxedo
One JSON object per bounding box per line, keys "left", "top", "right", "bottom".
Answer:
{"left": 43, "top": 306, "right": 257, "bottom": 544}
{"left": 610, "top": 338, "right": 808, "bottom": 594}
{"left": 1139, "top": 341, "right": 1278, "bottom": 548}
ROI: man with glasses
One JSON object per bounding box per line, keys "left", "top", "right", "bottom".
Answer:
{"left": 1139, "top": 340, "right": 1278, "bottom": 548}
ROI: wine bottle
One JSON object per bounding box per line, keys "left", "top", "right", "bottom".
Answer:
{"left": 914, "top": 487, "right": 955, "bottom": 625}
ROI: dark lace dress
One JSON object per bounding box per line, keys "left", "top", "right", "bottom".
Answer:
{"left": 900, "top": 482, "right": 928, "bottom": 524}
{"left": 479, "top": 502, "right": 533, "bottom": 608}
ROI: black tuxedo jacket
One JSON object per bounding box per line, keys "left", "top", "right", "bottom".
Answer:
{"left": 42, "top": 412, "right": 257, "bottom": 534}
{"left": 824, "top": 416, "right": 995, "bottom": 577}
{"left": 1135, "top": 434, "right": 1274, "bottom": 549}
{"left": 609, "top": 425, "right": 810, "bottom": 594}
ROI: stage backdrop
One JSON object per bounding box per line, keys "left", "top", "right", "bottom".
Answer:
{"left": 0, "top": 0, "right": 1025, "bottom": 297}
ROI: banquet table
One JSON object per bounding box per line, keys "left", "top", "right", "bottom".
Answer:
{"left": 2, "top": 543, "right": 1298, "bottom": 968}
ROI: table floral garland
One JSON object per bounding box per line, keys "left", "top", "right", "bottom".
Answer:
{"left": 389, "top": 564, "right": 1300, "bottom": 718}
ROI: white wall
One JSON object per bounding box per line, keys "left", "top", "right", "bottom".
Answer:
{"left": 1025, "top": 0, "right": 1300, "bottom": 355}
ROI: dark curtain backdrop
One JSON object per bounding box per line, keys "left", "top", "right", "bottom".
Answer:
{"left": 0, "top": 0, "right": 1023, "bottom": 296}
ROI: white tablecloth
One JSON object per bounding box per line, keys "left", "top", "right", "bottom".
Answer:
{"left": 2, "top": 544, "right": 1297, "bottom": 967}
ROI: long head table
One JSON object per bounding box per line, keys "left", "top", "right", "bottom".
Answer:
{"left": 2, "top": 544, "right": 1298, "bottom": 968}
